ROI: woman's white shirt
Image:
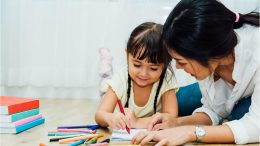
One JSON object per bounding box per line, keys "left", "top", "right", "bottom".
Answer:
{"left": 193, "top": 25, "right": 260, "bottom": 144}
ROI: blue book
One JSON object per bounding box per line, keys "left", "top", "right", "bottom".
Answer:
{"left": 0, "top": 117, "right": 45, "bottom": 134}
{"left": 0, "top": 108, "right": 39, "bottom": 123}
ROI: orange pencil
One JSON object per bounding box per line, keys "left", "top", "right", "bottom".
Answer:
{"left": 58, "top": 133, "right": 104, "bottom": 144}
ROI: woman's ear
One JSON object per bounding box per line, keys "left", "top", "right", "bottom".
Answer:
{"left": 208, "top": 59, "right": 219, "bottom": 72}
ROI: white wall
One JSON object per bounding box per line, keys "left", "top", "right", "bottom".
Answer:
{"left": 1, "top": 0, "right": 258, "bottom": 99}
{"left": 0, "top": 0, "right": 184, "bottom": 99}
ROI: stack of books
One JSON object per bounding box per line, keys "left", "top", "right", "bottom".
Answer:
{"left": 0, "top": 96, "right": 45, "bottom": 134}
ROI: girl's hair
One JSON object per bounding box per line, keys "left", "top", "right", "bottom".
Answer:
{"left": 125, "top": 22, "right": 171, "bottom": 113}
{"left": 162, "top": 0, "right": 260, "bottom": 67}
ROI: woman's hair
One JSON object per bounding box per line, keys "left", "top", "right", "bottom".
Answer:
{"left": 125, "top": 22, "right": 171, "bottom": 113}
{"left": 162, "top": 0, "right": 260, "bottom": 67}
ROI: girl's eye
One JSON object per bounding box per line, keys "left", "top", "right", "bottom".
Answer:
{"left": 150, "top": 68, "right": 158, "bottom": 71}
{"left": 133, "top": 64, "right": 141, "bottom": 67}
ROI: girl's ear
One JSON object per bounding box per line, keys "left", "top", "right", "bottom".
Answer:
{"left": 126, "top": 49, "right": 129, "bottom": 65}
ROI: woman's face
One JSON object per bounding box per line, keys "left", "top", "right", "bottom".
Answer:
{"left": 169, "top": 50, "right": 215, "bottom": 80}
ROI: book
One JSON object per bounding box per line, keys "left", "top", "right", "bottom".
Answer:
{"left": 0, "top": 117, "right": 45, "bottom": 134}
{"left": 0, "top": 114, "right": 42, "bottom": 128}
{"left": 110, "top": 129, "right": 146, "bottom": 141}
{"left": 0, "top": 108, "right": 39, "bottom": 122}
{"left": 0, "top": 96, "right": 39, "bottom": 114}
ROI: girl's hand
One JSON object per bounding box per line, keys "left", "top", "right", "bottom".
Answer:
{"left": 105, "top": 112, "right": 131, "bottom": 130}
{"left": 148, "top": 113, "right": 178, "bottom": 131}
{"left": 125, "top": 108, "right": 137, "bottom": 127}
{"left": 132, "top": 126, "right": 196, "bottom": 146}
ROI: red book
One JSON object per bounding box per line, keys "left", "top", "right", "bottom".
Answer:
{"left": 0, "top": 96, "right": 39, "bottom": 115}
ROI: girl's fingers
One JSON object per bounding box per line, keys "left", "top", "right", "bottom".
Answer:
{"left": 118, "top": 116, "right": 126, "bottom": 129}
{"left": 121, "top": 115, "right": 131, "bottom": 128}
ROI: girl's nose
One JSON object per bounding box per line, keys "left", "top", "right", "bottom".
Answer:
{"left": 139, "top": 68, "right": 148, "bottom": 76}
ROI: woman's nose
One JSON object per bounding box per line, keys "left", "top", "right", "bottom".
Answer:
{"left": 175, "top": 63, "right": 182, "bottom": 69}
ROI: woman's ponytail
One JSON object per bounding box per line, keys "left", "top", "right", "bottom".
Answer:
{"left": 233, "top": 12, "right": 260, "bottom": 29}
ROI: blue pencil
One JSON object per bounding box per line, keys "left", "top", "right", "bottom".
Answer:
{"left": 57, "top": 125, "right": 100, "bottom": 130}
{"left": 48, "top": 132, "right": 90, "bottom": 136}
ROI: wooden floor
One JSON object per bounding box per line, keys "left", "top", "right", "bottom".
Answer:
{"left": 0, "top": 98, "right": 259, "bottom": 146}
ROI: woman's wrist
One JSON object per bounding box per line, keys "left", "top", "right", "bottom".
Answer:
{"left": 176, "top": 117, "right": 183, "bottom": 126}
{"left": 186, "top": 125, "right": 197, "bottom": 142}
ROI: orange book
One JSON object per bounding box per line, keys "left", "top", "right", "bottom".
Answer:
{"left": 0, "top": 96, "right": 39, "bottom": 115}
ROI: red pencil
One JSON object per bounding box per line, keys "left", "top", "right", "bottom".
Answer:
{"left": 117, "top": 99, "right": 130, "bottom": 134}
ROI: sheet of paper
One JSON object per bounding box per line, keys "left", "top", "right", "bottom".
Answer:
{"left": 111, "top": 129, "right": 146, "bottom": 141}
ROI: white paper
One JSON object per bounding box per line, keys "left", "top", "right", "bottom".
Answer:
{"left": 111, "top": 129, "right": 147, "bottom": 141}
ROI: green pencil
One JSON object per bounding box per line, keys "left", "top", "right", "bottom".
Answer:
{"left": 85, "top": 137, "right": 98, "bottom": 146}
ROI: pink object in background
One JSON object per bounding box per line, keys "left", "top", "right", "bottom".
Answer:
{"left": 99, "top": 48, "right": 113, "bottom": 97}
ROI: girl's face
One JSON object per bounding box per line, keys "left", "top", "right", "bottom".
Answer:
{"left": 169, "top": 50, "right": 215, "bottom": 80}
{"left": 128, "top": 54, "right": 164, "bottom": 87}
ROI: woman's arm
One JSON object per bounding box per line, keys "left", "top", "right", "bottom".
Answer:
{"left": 177, "top": 112, "right": 212, "bottom": 125}
{"left": 148, "top": 111, "right": 212, "bottom": 130}
{"left": 132, "top": 124, "right": 235, "bottom": 146}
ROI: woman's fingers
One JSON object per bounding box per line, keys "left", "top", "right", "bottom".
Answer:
{"left": 152, "top": 123, "right": 162, "bottom": 131}
{"left": 132, "top": 131, "right": 148, "bottom": 144}
{"left": 148, "top": 113, "right": 162, "bottom": 130}
{"left": 155, "top": 138, "right": 168, "bottom": 146}
{"left": 132, "top": 131, "right": 158, "bottom": 145}
{"left": 140, "top": 132, "right": 157, "bottom": 146}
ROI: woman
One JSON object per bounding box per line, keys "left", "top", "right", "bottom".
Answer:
{"left": 132, "top": 0, "right": 260, "bottom": 145}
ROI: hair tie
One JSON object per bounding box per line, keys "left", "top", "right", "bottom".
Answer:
{"left": 234, "top": 12, "right": 240, "bottom": 22}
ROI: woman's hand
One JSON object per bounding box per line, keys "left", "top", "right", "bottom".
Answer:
{"left": 105, "top": 112, "right": 131, "bottom": 130}
{"left": 125, "top": 108, "right": 137, "bottom": 127}
{"left": 132, "top": 126, "right": 196, "bottom": 146}
{"left": 148, "top": 113, "right": 178, "bottom": 131}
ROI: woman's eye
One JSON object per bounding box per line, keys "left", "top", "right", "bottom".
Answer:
{"left": 178, "top": 62, "right": 187, "bottom": 66}
{"left": 133, "top": 64, "right": 141, "bottom": 67}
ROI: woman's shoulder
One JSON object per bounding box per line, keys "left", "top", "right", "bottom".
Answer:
{"left": 235, "top": 26, "right": 260, "bottom": 63}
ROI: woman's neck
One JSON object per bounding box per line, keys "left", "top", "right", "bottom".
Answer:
{"left": 214, "top": 54, "right": 236, "bottom": 86}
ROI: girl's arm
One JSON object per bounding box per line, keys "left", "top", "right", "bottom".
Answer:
{"left": 161, "top": 89, "right": 178, "bottom": 117}
{"left": 95, "top": 86, "right": 130, "bottom": 129}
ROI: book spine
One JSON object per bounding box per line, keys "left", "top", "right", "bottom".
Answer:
{"left": 16, "top": 117, "right": 45, "bottom": 133}
{"left": 13, "top": 114, "right": 42, "bottom": 127}
{"left": 0, "top": 117, "right": 45, "bottom": 134}
{"left": 8, "top": 100, "right": 39, "bottom": 114}
{"left": 0, "top": 108, "right": 40, "bottom": 122}
{"left": 12, "top": 108, "right": 40, "bottom": 122}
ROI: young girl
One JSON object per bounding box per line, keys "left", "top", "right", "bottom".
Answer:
{"left": 95, "top": 22, "right": 178, "bottom": 129}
